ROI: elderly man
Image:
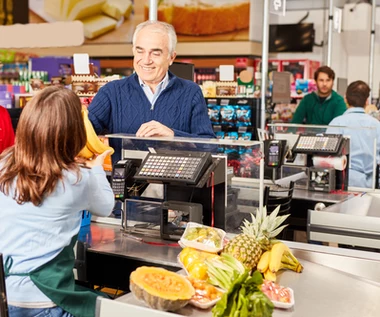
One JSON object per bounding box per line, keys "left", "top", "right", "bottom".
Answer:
{"left": 88, "top": 20, "right": 215, "bottom": 163}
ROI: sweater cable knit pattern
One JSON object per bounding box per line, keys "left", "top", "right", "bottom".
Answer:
{"left": 88, "top": 72, "right": 215, "bottom": 161}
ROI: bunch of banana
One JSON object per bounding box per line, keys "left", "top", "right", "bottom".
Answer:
{"left": 78, "top": 108, "right": 114, "bottom": 159}
{"left": 257, "top": 242, "right": 303, "bottom": 282}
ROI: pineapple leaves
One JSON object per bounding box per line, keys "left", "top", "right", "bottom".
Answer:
{"left": 240, "top": 205, "right": 290, "bottom": 241}
{"left": 255, "top": 205, "right": 264, "bottom": 225}
{"left": 267, "top": 205, "right": 281, "bottom": 226}
{"left": 269, "top": 224, "right": 289, "bottom": 238}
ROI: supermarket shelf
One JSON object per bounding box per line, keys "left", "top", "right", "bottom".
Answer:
{"left": 12, "top": 41, "right": 262, "bottom": 58}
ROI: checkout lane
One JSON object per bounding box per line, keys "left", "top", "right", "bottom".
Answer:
{"left": 82, "top": 133, "right": 380, "bottom": 315}
{"left": 80, "top": 222, "right": 380, "bottom": 317}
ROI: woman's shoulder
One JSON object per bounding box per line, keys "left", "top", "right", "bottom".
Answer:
{"left": 65, "top": 165, "right": 106, "bottom": 181}
{"left": 62, "top": 165, "right": 91, "bottom": 184}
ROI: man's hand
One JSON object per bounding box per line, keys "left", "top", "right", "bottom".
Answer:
{"left": 136, "top": 120, "right": 174, "bottom": 137}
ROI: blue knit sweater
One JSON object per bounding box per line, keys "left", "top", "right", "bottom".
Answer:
{"left": 88, "top": 72, "right": 215, "bottom": 162}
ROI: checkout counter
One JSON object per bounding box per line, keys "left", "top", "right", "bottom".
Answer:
{"left": 82, "top": 135, "right": 265, "bottom": 290}
{"left": 308, "top": 191, "right": 380, "bottom": 249}
{"left": 76, "top": 133, "right": 380, "bottom": 316}
{"left": 265, "top": 123, "right": 380, "bottom": 240}
{"left": 84, "top": 223, "right": 380, "bottom": 317}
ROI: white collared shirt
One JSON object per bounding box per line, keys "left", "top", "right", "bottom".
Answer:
{"left": 139, "top": 73, "right": 170, "bottom": 110}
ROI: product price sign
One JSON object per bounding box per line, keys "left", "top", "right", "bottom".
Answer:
{"left": 270, "top": 0, "right": 286, "bottom": 16}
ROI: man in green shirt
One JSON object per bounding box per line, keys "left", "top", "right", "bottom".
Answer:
{"left": 291, "top": 66, "right": 347, "bottom": 125}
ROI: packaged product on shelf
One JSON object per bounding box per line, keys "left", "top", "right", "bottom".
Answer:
{"left": 79, "top": 96, "right": 95, "bottom": 108}
{"left": 50, "top": 76, "right": 64, "bottom": 86}
{"left": 224, "top": 132, "right": 240, "bottom": 158}
{"left": 215, "top": 131, "right": 225, "bottom": 139}
{"left": 220, "top": 105, "right": 236, "bottom": 126}
{"left": 215, "top": 131, "right": 225, "bottom": 153}
{"left": 308, "top": 79, "right": 317, "bottom": 93}
{"left": 96, "top": 75, "right": 120, "bottom": 90}
{"left": 202, "top": 81, "right": 217, "bottom": 98}
{"left": 207, "top": 105, "right": 221, "bottom": 125}
{"left": 0, "top": 91, "right": 12, "bottom": 109}
{"left": 216, "top": 82, "right": 237, "bottom": 97}
{"left": 238, "top": 132, "right": 252, "bottom": 140}
{"left": 71, "top": 75, "right": 97, "bottom": 95}
{"left": 225, "top": 132, "right": 239, "bottom": 140}
{"left": 295, "top": 79, "right": 309, "bottom": 96}
{"left": 29, "top": 78, "right": 45, "bottom": 92}
{"left": 235, "top": 105, "right": 251, "bottom": 126}
{"left": 271, "top": 103, "right": 298, "bottom": 122}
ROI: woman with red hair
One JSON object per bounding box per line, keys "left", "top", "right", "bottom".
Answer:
{"left": 0, "top": 106, "right": 15, "bottom": 154}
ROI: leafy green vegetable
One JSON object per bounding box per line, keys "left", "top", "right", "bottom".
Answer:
{"left": 206, "top": 253, "right": 247, "bottom": 291}
{"left": 211, "top": 270, "right": 273, "bottom": 317}
{"left": 206, "top": 254, "right": 273, "bottom": 317}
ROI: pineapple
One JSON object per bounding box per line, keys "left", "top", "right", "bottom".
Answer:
{"left": 223, "top": 234, "right": 262, "bottom": 270}
{"left": 223, "top": 205, "right": 289, "bottom": 270}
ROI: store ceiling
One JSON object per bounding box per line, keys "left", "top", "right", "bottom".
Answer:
{"left": 286, "top": 0, "right": 378, "bottom": 11}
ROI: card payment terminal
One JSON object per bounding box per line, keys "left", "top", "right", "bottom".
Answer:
{"left": 111, "top": 159, "right": 142, "bottom": 201}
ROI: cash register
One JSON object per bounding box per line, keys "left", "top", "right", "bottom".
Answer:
{"left": 111, "top": 150, "right": 227, "bottom": 240}
{"left": 287, "top": 133, "right": 349, "bottom": 191}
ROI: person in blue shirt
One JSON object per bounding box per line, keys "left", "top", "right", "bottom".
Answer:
{"left": 327, "top": 81, "right": 380, "bottom": 188}
{"left": 88, "top": 20, "right": 215, "bottom": 164}
{"left": 0, "top": 86, "right": 114, "bottom": 317}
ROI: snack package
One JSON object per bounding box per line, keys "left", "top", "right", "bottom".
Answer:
{"left": 215, "top": 131, "right": 225, "bottom": 139}
{"left": 215, "top": 131, "right": 225, "bottom": 153}
{"left": 216, "top": 82, "right": 237, "bottom": 96}
{"left": 203, "top": 81, "right": 217, "bottom": 98}
{"left": 225, "top": 132, "right": 239, "bottom": 140}
{"left": 238, "top": 146, "right": 252, "bottom": 156}
{"left": 295, "top": 79, "right": 309, "bottom": 96}
{"left": 220, "top": 106, "right": 236, "bottom": 126}
{"left": 238, "top": 132, "right": 252, "bottom": 140}
{"left": 224, "top": 146, "right": 239, "bottom": 158}
{"left": 235, "top": 106, "right": 252, "bottom": 127}
{"left": 180, "top": 222, "right": 226, "bottom": 253}
{"left": 208, "top": 105, "right": 221, "bottom": 125}
{"left": 308, "top": 79, "right": 317, "bottom": 93}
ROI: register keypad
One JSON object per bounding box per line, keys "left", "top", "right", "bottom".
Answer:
{"left": 134, "top": 152, "right": 212, "bottom": 185}
{"left": 139, "top": 156, "right": 201, "bottom": 179}
{"left": 294, "top": 134, "right": 342, "bottom": 154}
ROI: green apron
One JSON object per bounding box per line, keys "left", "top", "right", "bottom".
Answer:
{"left": 5, "top": 235, "right": 106, "bottom": 317}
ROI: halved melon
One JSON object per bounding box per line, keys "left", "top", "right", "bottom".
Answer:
{"left": 130, "top": 266, "right": 195, "bottom": 311}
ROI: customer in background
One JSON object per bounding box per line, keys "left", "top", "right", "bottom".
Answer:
{"left": 0, "top": 106, "right": 15, "bottom": 154}
{"left": 327, "top": 81, "right": 380, "bottom": 188}
{"left": 88, "top": 20, "right": 215, "bottom": 163}
{"left": 0, "top": 87, "right": 114, "bottom": 317}
{"left": 291, "top": 66, "right": 347, "bottom": 125}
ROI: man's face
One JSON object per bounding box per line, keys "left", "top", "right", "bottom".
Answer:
{"left": 316, "top": 72, "right": 334, "bottom": 97}
{"left": 133, "top": 26, "right": 176, "bottom": 88}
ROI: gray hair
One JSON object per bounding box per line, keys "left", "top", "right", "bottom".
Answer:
{"left": 132, "top": 20, "right": 177, "bottom": 56}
